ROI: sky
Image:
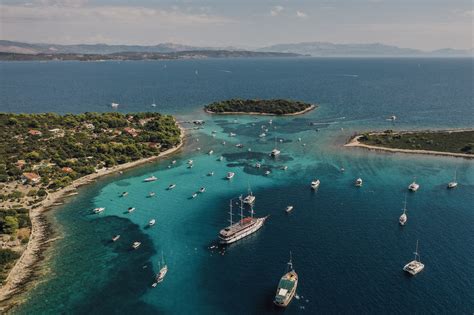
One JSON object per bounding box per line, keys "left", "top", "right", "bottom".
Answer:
{"left": 0, "top": 0, "right": 472, "bottom": 50}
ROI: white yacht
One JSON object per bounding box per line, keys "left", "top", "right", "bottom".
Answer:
{"left": 168, "top": 184, "right": 176, "bottom": 190}
{"left": 192, "top": 193, "right": 198, "bottom": 198}
{"left": 265, "top": 170, "right": 271, "bottom": 176}
{"left": 112, "top": 235, "right": 120, "bottom": 242}
{"left": 255, "top": 163, "right": 261, "bottom": 168}
{"left": 132, "top": 241, "right": 141, "bottom": 249}
{"left": 208, "top": 171, "right": 215, "bottom": 176}
{"left": 120, "top": 191, "right": 128, "bottom": 197}
{"left": 403, "top": 240, "right": 424, "bottom": 275}
{"left": 282, "top": 166, "right": 288, "bottom": 171}
{"left": 199, "top": 187, "right": 206, "bottom": 193}
{"left": 128, "top": 207, "right": 135, "bottom": 213}
{"left": 187, "top": 159, "right": 193, "bottom": 165}
{"left": 285, "top": 205, "right": 294, "bottom": 213}
{"left": 229, "top": 132, "right": 236, "bottom": 137}
{"left": 208, "top": 150, "right": 214, "bottom": 155}
{"left": 355, "top": 178, "right": 363, "bottom": 187}
{"left": 218, "top": 156, "right": 224, "bottom": 161}
{"left": 399, "top": 196, "right": 408, "bottom": 226}
{"left": 236, "top": 143, "right": 244, "bottom": 148}
{"left": 147, "top": 192, "right": 156, "bottom": 198}
{"left": 408, "top": 180, "right": 420, "bottom": 192}
{"left": 259, "top": 133, "right": 266, "bottom": 138}
{"left": 311, "top": 179, "right": 320, "bottom": 190}
{"left": 226, "top": 172, "right": 235, "bottom": 180}
{"left": 447, "top": 170, "right": 458, "bottom": 189}
{"left": 243, "top": 185, "right": 256, "bottom": 204}
{"left": 143, "top": 175, "right": 157, "bottom": 182}
{"left": 93, "top": 207, "right": 105, "bottom": 214}
{"left": 149, "top": 219, "right": 156, "bottom": 226}
{"left": 171, "top": 160, "right": 177, "bottom": 164}
{"left": 271, "top": 137, "right": 281, "bottom": 157}
{"left": 111, "top": 102, "right": 119, "bottom": 108}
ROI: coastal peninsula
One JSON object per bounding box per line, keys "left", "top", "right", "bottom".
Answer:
{"left": 346, "top": 129, "right": 474, "bottom": 158}
{"left": 204, "top": 99, "right": 316, "bottom": 116}
{"left": 0, "top": 112, "right": 182, "bottom": 305}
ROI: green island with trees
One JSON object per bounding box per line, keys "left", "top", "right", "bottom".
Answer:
{"left": 0, "top": 112, "right": 181, "bottom": 282}
{"left": 204, "top": 99, "right": 316, "bottom": 115}
{"left": 357, "top": 130, "right": 474, "bottom": 155}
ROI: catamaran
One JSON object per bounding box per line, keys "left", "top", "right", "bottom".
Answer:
{"left": 274, "top": 252, "right": 298, "bottom": 307}
{"left": 218, "top": 200, "right": 268, "bottom": 244}
{"left": 242, "top": 184, "right": 256, "bottom": 204}
{"left": 403, "top": 240, "right": 424, "bottom": 275}
{"left": 143, "top": 175, "right": 157, "bottom": 182}
{"left": 399, "top": 195, "right": 408, "bottom": 226}
{"left": 311, "top": 179, "right": 320, "bottom": 190}
{"left": 408, "top": 179, "right": 420, "bottom": 192}
{"left": 271, "top": 137, "right": 281, "bottom": 157}
{"left": 132, "top": 241, "right": 141, "bottom": 249}
{"left": 93, "top": 207, "right": 105, "bottom": 214}
{"left": 447, "top": 170, "right": 458, "bottom": 189}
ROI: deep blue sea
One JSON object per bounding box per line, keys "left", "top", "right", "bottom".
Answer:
{"left": 1, "top": 58, "right": 473, "bottom": 314}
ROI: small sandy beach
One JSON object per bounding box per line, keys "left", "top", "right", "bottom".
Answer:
{"left": 0, "top": 125, "right": 185, "bottom": 309}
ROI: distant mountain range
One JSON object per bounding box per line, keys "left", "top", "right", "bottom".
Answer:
{"left": 0, "top": 40, "right": 472, "bottom": 58}
{"left": 258, "top": 42, "right": 473, "bottom": 57}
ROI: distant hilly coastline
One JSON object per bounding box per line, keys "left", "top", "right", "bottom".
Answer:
{"left": 258, "top": 42, "right": 473, "bottom": 57}
{"left": 0, "top": 40, "right": 472, "bottom": 59}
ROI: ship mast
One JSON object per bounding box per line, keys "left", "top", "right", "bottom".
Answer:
{"left": 228, "top": 199, "right": 233, "bottom": 226}
{"left": 239, "top": 197, "right": 244, "bottom": 223}
{"left": 414, "top": 240, "right": 421, "bottom": 262}
{"left": 250, "top": 203, "right": 255, "bottom": 218}
{"left": 403, "top": 193, "right": 407, "bottom": 214}
{"left": 288, "top": 251, "right": 293, "bottom": 271}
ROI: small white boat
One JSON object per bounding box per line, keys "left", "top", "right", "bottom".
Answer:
{"left": 399, "top": 195, "right": 408, "bottom": 226}
{"left": 188, "top": 164, "right": 194, "bottom": 169}
{"left": 236, "top": 143, "right": 244, "bottom": 148}
{"left": 265, "top": 170, "right": 271, "bottom": 176}
{"left": 229, "top": 132, "right": 236, "bottom": 137}
{"left": 298, "top": 137, "right": 302, "bottom": 142}
{"left": 199, "top": 187, "right": 206, "bottom": 193}
{"left": 196, "top": 147, "right": 201, "bottom": 151}
{"left": 208, "top": 171, "right": 214, "bottom": 176}
{"left": 187, "top": 159, "right": 193, "bottom": 165}
{"left": 256, "top": 163, "right": 261, "bottom": 168}
{"left": 208, "top": 150, "right": 214, "bottom": 155}
{"left": 128, "top": 207, "right": 135, "bottom": 213}
{"left": 248, "top": 148, "right": 252, "bottom": 152}
{"left": 355, "top": 178, "right": 363, "bottom": 187}
{"left": 148, "top": 192, "right": 156, "bottom": 197}
{"left": 285, "top": 206, "right": 294, "bottom": 213}
{"left": 340, "top": 167, "right": 345, "bottom": 172}
{"left": 144, "top": 175, "right": 157, "bottom": 182}
{"left": 192, "top": 193, "right": 198, "bottom": 198}
{"left": 120, "top": 192, "right": 128, "bottom": 197}
{"left": 447, "top": 170, "right": 458, "bottom": 189}
{"left": 243, "top": 185, "right": 256, "bottom": 204}
{"left": 112, "top": 235, "right": 121, "bottom": 242}
{"left": 218, "top": 156, "right": 224, "bottom": 161}
{"left": 408, "top": 180, "right": 420, "bottom": 192}
{"left": 151, "top": 103, "right": 157, "bottom": 107}
{"left": 222, "top": 141, "right": 226, "bottom": 145}
{"left": 226, "top": 172, "right": 235, "bottom": 180}
{"left": 171, "top": 160, "right": 177, "bottom": 164}
{"left": 389, "top": 115, "right": 397, "bottom": 121}
{"left": 111, "top": 102, "right": 119, "bottom": 108}
{"left": 259, "top": 133, "right": 266, "bottom": 138}
{"left": 269, "top": 119, "right": 273, "bottom": 124}
{"left": 211, "top": 130, "right": 217, "bottom": 134}
{"left": 271, "top": 148, "right": 281, "bottom": 157}
{"left": 155, "top": 252, "right": 168, "bottom": 283}
{"left": 93, "top": 207, "right": 105, "bottom": 214}
{"left": 281, "top": 166, "right": 288, "bottom": 171}
{"left": 311, "top": 180, "right": 320, "bottom": 190}
{"left": 403, "top": 240, "right": 424, "bottom": 275}
{"left": 132, "top": 241, "right": 141, "bottom": 249}
{"left": 149, "top": 219, "right": 156, "bottom": 226}
{"left": 168, "top": 184, "right": 176, "bottom": 190}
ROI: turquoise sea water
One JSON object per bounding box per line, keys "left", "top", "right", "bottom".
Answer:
{"left": 1, "top": 58, "right": 473, "bottom": 314}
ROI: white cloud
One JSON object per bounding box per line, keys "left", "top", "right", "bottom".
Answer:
{"left": 296, "top": 10, "right": 307, "bottom": 18}
{"left": 270, "top": 5, "right": 284, "bottom": 16}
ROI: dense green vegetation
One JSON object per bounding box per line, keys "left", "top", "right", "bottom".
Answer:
{"left": 0, "top": 249, "right": 20, "bottom": 282}
{"left": 0, "top": 112, "right": 181, "bottom": 189}
{"left": 204, "top": 99, "right": 314, "bottom": 115}
{"left": 359, "top": 130, "right": 474, "bottom": 154}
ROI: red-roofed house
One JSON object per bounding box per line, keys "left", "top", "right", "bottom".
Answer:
{"left": 123, "top": 127, "right": 139, "bottom": 137}
{"left": 28, "top": 130, "right": 42, "bottom": 136}
{"left": 21, "top": 172, "right": 41, "bottom": 184}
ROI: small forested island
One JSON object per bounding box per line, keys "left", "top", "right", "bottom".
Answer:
{"left": 204, "top": 99, "right": 316, "bottom": 116}
{"left": 0, "top": 112, "right": 181, "bottom": 283}
{"left": 347, "top": 129, "right": 474, "bottom": 158}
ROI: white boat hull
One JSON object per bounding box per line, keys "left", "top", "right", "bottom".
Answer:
{"left": 219, "top": 217, "right": 266, "bottom": 244}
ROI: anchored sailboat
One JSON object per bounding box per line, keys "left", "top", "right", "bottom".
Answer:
{"left": 274, "top": 252, "right": 298, "bottom": 307}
